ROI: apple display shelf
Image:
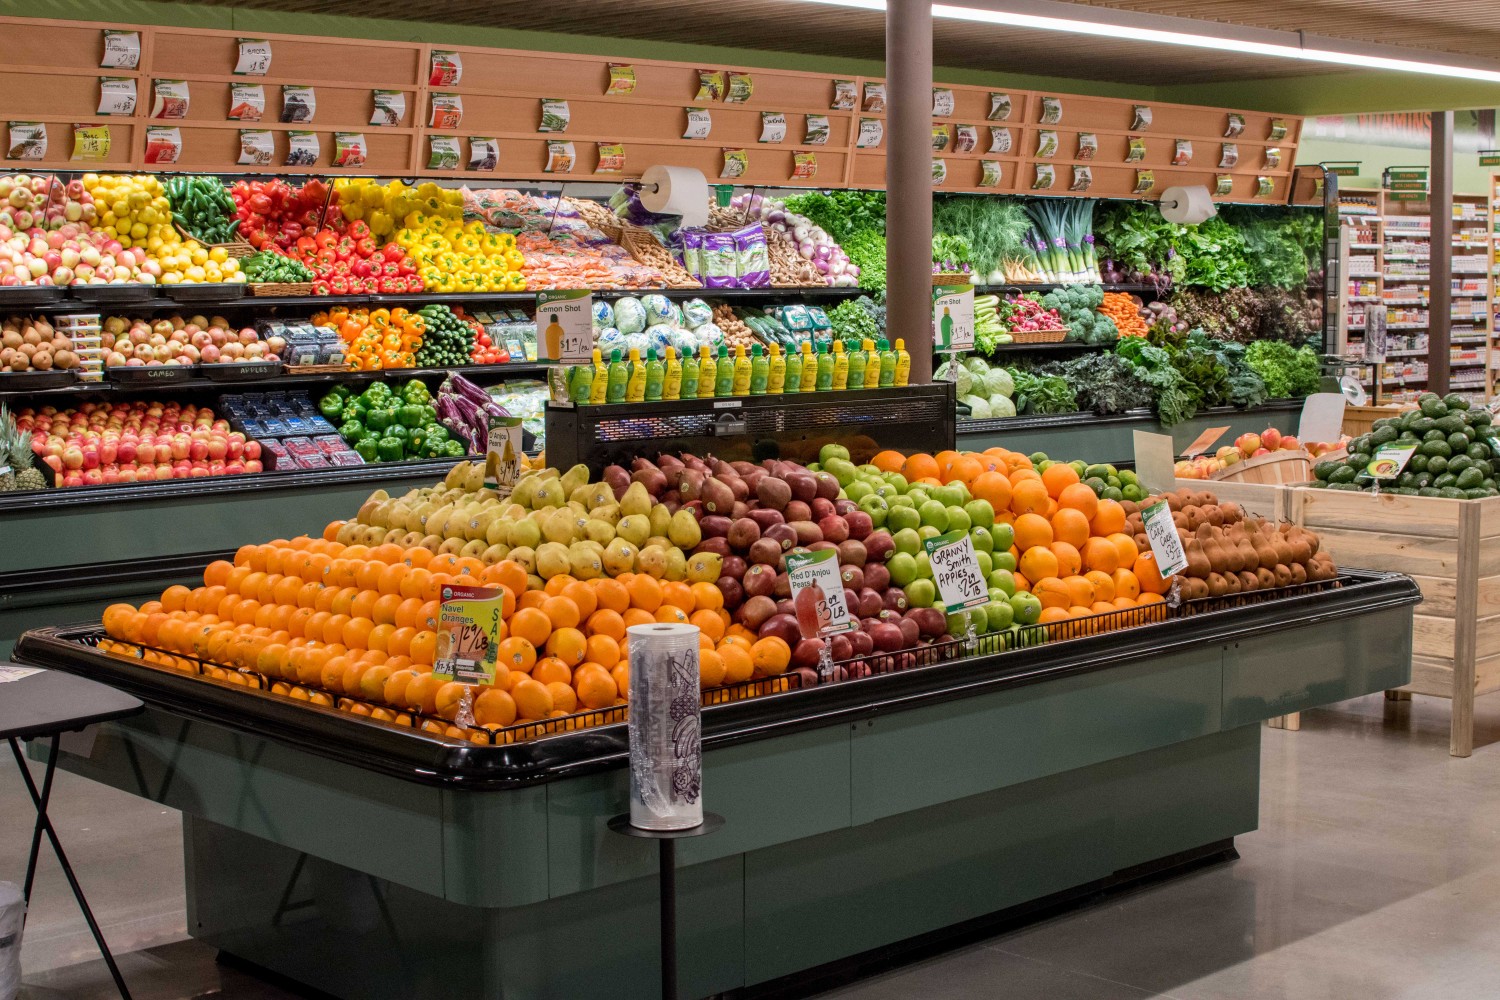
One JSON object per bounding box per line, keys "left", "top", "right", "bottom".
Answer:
{"left": 545, "top": 383, "right": 957, "bottom": 477}
{"left": 13, "top": 569, "right": 1417, "bottom": 1000}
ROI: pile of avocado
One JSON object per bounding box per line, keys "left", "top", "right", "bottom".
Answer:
{"left": 1311, "top": 392, "right": 1498, "bottom": 498}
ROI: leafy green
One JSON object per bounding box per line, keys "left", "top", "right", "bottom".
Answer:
{"left": 829, "top": 298, "right": 881, "bottom": 345}
{"left": 841, "top": 229, "right": 887, "bottom": 293}
{"left": 1039, "top": 353, "right": 1153, "bottom": 416}
{"left": 1115, "top": 338, "right": 1196, "bottom": 426}
{"left": 1246, "top": 341, "right": 1323, "bottom": 398}
{"left": 782, "top": 190, "right": 886, "bottom": 243}
{"left": 932, "top": 233, "right": 974, "bottom": 270}
{"left": 1008, "top": 367, "right": 1078, "bottom": 415}
{"left": 932, "top": 196, "right": 1032, "bottom": 277}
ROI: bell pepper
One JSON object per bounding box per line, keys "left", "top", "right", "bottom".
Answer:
{"left": 423, "top": 423, "right": 449, "bottom": 444}
{"left": 397, "top": 404, "right": 427, "bottom": 428}
{"left": 317, "top": 394, "right": 345, "bottom": 420}
{"left": 401, "top": 379, "right": 431, "bottom": 404}
{"left": 338, "top": 418, "right": 365, "bottom": 442}
{"left": 354, "top": 437, "right": 381, "bottom": 463}
{"left": 364, "top": 407, "right": 395, "bottom": 432}
{"left": 376, "top": 437, "right": 405, "bottom": 462}
{"left": 442, "top": 439, "right": 467, "bottom": 458}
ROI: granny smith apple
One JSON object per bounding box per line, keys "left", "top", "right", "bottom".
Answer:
{"left": 914, "top": 551, "right": 932, "bottom": 579}
{"left": 846, "top": 479, "right": 873, "bottom": 502}
{"left": 819, "top": 443, "right": 850, "bottom": 464}
{"left": 975, "top": 550, "right": 993, "bottom": 576}
{"left": 969, "top": 525, "right": 994, "bottom": 553}
{"left": 988, "top": 568, "right": 1017, "bottom": 597}
{"left": 946, "top": 609, "right": 974, "bottom": 636}
{"left": 917, "top": 500, "right": 949, "bottom": 532}
{"left": 887, "top": 551, "right": 918, "bottom": 586}
{"left": 1009, "top": 590, "right": 1042, "bottom": 625}
{"left": 904, "top": 578, "right": 936, "bottom": 608}
{"left": 906, "top": 487, "right": 931, "bottom": 507}
{"left": 963, "top": 499, "right": 995, "bottom": 529}
{"left": 945, "top": 505, "right": 971, "bottom": 532}
{"left": 891, "top": 527, "right": 922, "bottom": 555}
{"left": 824, "top": 457, "right": 857, "bottom": 487}
{"left": 857, "top": 494, "right": 888, "bottom": 526}
{"left": 888, "top": 494, "right": 916, "bottom": 510}
{"left": 886, "top": 504, "right": 919, "bottom": 532}
{"left": 881, "top": 471, "right": 909, "bottom": 494}
{"left": 985, "top": 600, "right": 1014, "bottom": 631}
{"left": 991, "top": 550, "right": 1017, "bottom": 572}
{"left": 990, "top": 522, "right": 1015, "bottom": 551}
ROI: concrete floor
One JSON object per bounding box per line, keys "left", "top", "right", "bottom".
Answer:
{"left": 5, "top": 692, "right": 1499, "bottom": 1000}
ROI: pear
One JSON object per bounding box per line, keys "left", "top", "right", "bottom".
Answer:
{"left": 510, "top": 518, "right": 542, "bottom": 549}
{"left": 371, "top": 500, "right": 398, "bottom": 528}
{"left": 603, "top": 538, "right": 639, "bottom": 576}
{"left": 463, "top": 463, "right": 487, "bottom": 493}
{"left": 502, "top": 502, "right": 527, "bottom": 521}
{"left": 471, "top": 507, "right": 502, "bottom": 541}
{"left": 590, "top": 503, "right": 621, "bottom": 525}
{"left": 356, "top": 498, "right": 382, "bottom": 525}
{"left": 527, "top": 573, "right": 546, "bottom": 591}
{"left": 636, "top": 545, "right": 668, "bottom": 579}
{"left": 667, "top": 509, "right": 702, "bottom": 549}
{"left": 481, "top": 544, "right": 509, "bottom": 564}
{"left": 474, "top": 488, "right": 498, "bottom": 504}
{"left": 645, "top": 535, "right": 671, "bottom": 551}
{"left": 407, "top": 503, "right": 434, "bottom": 533}
{"left": 536, "top": 542, "right": 571, "bottom": 579}
{"left": 444, "top": 462, "right": 469, "bottom": 490}
{"left": 619, "top": 482, "right": 652, "bottom": 518}
{"left": 388, "top": 502, "right": 413, "bottom": 531}
{"left": 393, "top": 530, "right": 421, "bottom": 547}
{"left": 648, "top": 503, "right": 672, "bottom": 538}
{"left": 583, "top": 518, "right": 617, "bottom": 546}
{"left": 543, "top": 508, "right": 579, "bottom": 545}
{"left": 425, "top": 504, "right": 455, "bottom": 538}
{"left": 664, "top": 547, "right": 687, "bottom": 581}
{"left": 584, "top": 483, "right": 615, "bottom": 510}
{"left": 485, "top": 517, "right": 511, "bottom": 547}
{"left": 460, "top": 539, "right": 488, "bottom": 560}
{"left": 569, "top": 483, "right": 594, "bottom": 506}
{"left": 560, "top": 463, "right": 591, "bottom": 498}
{"left": 569, "top": 542, "right": 605, "bottom": 580}
{"left": 438, "top": 536, "right": 466, "bottom": 555}
{"left": 509, "top": 546, "right": 537, "bottom": 573}
{"left": 335, "top": 522, "right": 362, "bottom": 545}
{"left": 419, "top": 534, "right": 444, "bottom": 553}
{"left": 532, "top": 478, "right": 566, "bottom": 510}
{"left": 616, "top": 514, "right": 651, "bottom": 547}
{"left": 511, "top": 477, "right": 540, "bottom": 510}
{"left": 357, "top": 525, "right": 387, "bottom": 546}
{"left": 686, "top": 551, "right": 723, "bottom": 583}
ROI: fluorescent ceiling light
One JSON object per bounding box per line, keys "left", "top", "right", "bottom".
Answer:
{"left": 800, "top": 0, "right": 1500, "bottom": 83}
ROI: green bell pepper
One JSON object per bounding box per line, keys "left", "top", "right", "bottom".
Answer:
{"left": 442, "top": 439, "right": 467, "bottom": 458}
{"left": 364, "top": 407, "right": 395, "bottom": 432}
{"left": 328, "top": 384, "right": 352, "bottom": 401}
{"left": 376, "top": 437, "right": 405, "bottom": 462}
{"left": 353, "top": 438, "right": 380, "bottom": 462}
{"left": 383, "top": 424, "right": 410, "bottom": 447}
{"left": 318, "top": 395, "right": 345, "bottom": 420}
{"left": 400, "top": 379, "right": 431, "bottom": 405}
{"left": 397, "top": 404, "right": 427, "bottom": 428}
{"left": 338, "top": 418, "right": 364, "bottom": 442}
{"left": 422, "top": 423, "right": 449, "bottom": 443}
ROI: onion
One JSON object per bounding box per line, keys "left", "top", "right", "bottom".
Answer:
{"left": 798, "top": 241, "right": 815, "bottom": 258}
{"left": 847, "top": 264, "right": 861, "bottom": 277}
{"left": 814, "top": 245, "right": 832, "bottom": 261}
{"left": 792, "top": 223, "right": 810, "bottom": 242}
{"left": 814, "top": 259, "right": 830, "bottom": 274}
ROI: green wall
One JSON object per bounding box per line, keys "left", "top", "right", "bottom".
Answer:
{"left": 1295, "top": 135, "right": 1495, "bottom": 195}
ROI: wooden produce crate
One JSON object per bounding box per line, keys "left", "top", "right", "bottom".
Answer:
{"left": 1171, "top": 478, "right": 1286, "bottom": 521}
{"left": 1288, "top": 486, "right": 1500, "bottom": 756}
{"left": 1343, "top": 404, "right": 1414, "bottom": 438}
{"left": 1211, "top": 450, "right": 1311, "bottom": 485}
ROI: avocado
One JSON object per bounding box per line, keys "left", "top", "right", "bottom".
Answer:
{"left": 1307, "top": 480, "right": 1329, "bottom": 489}
{"left": 1348, "top": 452, "right": 1373, "bottom": 469}
{"left": 1449, "top": 433, "right": 1473, "bottom": 453}
{"left": 1418, "top": 487, "right": 1442, "bottom": 497}
{"left": 1313, "top": 460, "right": 1341, "bottom": 482}
{"left": 1465, "top": 488, "right": 1494, "bottom": 499}
{"left": 1414, "top": 472, "right": 1434, "bottom": 489}
{"left": 1468, "top": 442, "right": 1491, "bottom": 461}
{"left": 1448, "top": 455, "right": 1474, "bottom": 475}
{"left": 1399, "top": 431, "right": 1420, "bottom": 443}
{"left": 1434, "top": 472, "right": 1459, "bottom": 490}
{"left": 1443, "top": 393, "right": 1471, "bottom": 411}
{"left": 1472, "top": 410, "right": 1493, "bottom": 427}
{"left": 1419, "top": 396, "right": 1448, "bottom": 417}
{"left": 1424, "top": 429, "right": 1447, "bottom": 443}
{"left": 1370, "top": 426, "right": 1398, "bottom": 446}
{"left": 1427, "top": 455, "right": 1449, "bottom": 476}
{"left": 1329, "top": 465, "right": 1359, "bottom": 484}
{"left": 1456, "top": 467, "right": 1485, "bottom": 490}
{"left": 1439, "top": 487, "right": 1469, "bottom": 500}
{"left": 1398, "top": 472, "right": 1418, "bottom": 488}
{"left": 1329, "top": 482, "right": 1364, "bottom": 492}
{"left": 1421, "top": 440, "right": 1453, "bottom": 458}
{"left": 1410, "top": 416, "right": 1437, "bottom": 434}
{"left": 1434, "top": 415, "right": 1465, "bottom": 435}
{"left": 1084, "top": 476, "right": 1107, "bottom": 495}
{"left": 1409, "top": 453, "right": 1430, "bottom": 473}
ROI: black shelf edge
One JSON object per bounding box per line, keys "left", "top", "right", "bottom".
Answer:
{"left": 974, "top": 282, "right": 1164, "bottom": 295}
{"left": 0, "top": 361, "right": 550, "bottom": 398}
{"left": 955, "top": 398, "right": 1305, "bottom": 435}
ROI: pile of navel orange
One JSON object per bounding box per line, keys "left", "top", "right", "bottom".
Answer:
{"left": 869, "top": 446, "right": 1170, "bottom": 628}
{"left": 100, "top": 529, "right": 793, "bottom": 744}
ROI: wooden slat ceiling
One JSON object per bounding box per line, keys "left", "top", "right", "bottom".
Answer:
{"left": 200, "top": 0, "right": 1500, "bottom": 86}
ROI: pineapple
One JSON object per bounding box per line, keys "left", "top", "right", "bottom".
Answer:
{"left": 0, "top": 405, "right": 45, "bottom": 492}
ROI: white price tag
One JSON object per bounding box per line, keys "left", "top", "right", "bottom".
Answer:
{"left": 1141, "top": 501, "right": 1188, "bottom": 578}
{"left": 1132, "top": 430, "right": 1176, "bottom": 493}
{"left": 923, "top": 530, "right": 989, "bottom": 612}
{"left": 430, "top": 93, "right": 464, "bottom": 129}
{"left": 1360, "top": 443, "right": 1418, "bottom": 481}
{"left": 280, "top": 86, "right": 316, "bottom": 124}
{"left": 485, "top": 415, "right": 525, "bottom": 491}
{"left": 856, "top": 118, "right": 883, "bottom": 148}
{"left": 7, "top": 122, "right": 46, "bottom": 161}
{"left": 536, "top": 289, "right": 593, "bottom": 363}
{"left": 429, "top": 50, "right": 462, "bottom": 86}
{"left": 804, "top": 115, "right": 830, "bottom": 145}
{"left": 683, "top": 108, "right": 712, "bottom": 140}
{"left": 931, "top": 88, "right": 955, "bottom": 117}
{"left": 235, "top": 39, "right": 272, "bottom": 76}
{"left": 229, "top": 84, "right": 265, "bottom": 121}
{"left": 468, "top": 137, "right": 499, "bottom": 171}
{"left": 371, "top": 90, "right": 405, "bottom": 126}
{"left": 151, "top": 80, "right": 190, "bottom": 119}
{"left": 285, "top": 130, "right": 319, "bottom": 167}
{"left": 759, "top": 112, "right": 787, "bottom": 143}
{"left": 97, "top": 78, "right": 136, "bottom": 116}
{"left": 785, "top": 549, "right": 856, "bottom": 636}
{"left": 100, "top": 30, "right": 140, "bottom": 70}
{"left": 1298, "top": 394, "right": 1347, "bottom": 447}
{"left": 238, "top": 129, "right": 273, "bottom": 165}
{"left": 932, "top": 285, "right": 974, "bottom": 351}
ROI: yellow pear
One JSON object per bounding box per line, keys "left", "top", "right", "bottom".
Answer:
{"left": 443, "top": 462, "right": 469, "bottom": 490}
{"left": 462, "top": 463, "right": 487, "bottom": 493}
{"left": 357, "top": 525, "right": 387, "bottom": 546}
{"left": 664, "top": 547, "right": 687, "bottom": 581}
{"left": 645, "top": 535, "right": 670, "bottom": 551}
{"left": 583, "top": 518, "right": 617, "bottom": 545}
{"left": 510, "top": 518, "right": 542, "bottom": 549}
{"left": 419, "top": 534, "right": 444, "bottom": 553}
{"left": 460, "top": 539, "right": 488, "bottom": 560}
{"left": 407, "top": 503, "right": 433, "bottom": 533}
{"left": 542, "top": 508, "right": 579, "bottom": 545}
{"left": 583, "top": 483, "right": 615, "bottom": 510}
{"left": 603, "top": 538, "right": 638, "bottom": 577}
{"left": 510, "top": 476, "right": 541, "bottom": 510}
{"left": 668, "top": 509, "right": 702, "bottom": 549}
{"left": 502, "top": 502, "right": 527, "bottom": 521}
{"left": 560, "top": 463, "right": 591, "bottom": 497}
{"left": 569, "top": 542, "right": 605, "bottom": 580}
{"left": 527, "top": 573, "right": 545, "bottom": 591}
{"left": 509, "top": 546, "right": 537, "bottom": 573}
{"left": 686, "top": 551, "right": 723, "bottom": 583}
{"left": 616, "top": 514, "right": 650, "bottom": 547}
{"left": 481, "top": 544, "right": 510, "bottom": 564}
{"left": 590, "top": 503, "right": 621, "bottom": 525}
{"left": 335, "top": 522, "right": 362, "bottom": 545}
{"left": 424, "top": 505, "right": 454, "bottom": 538}
{"left": 536, "top": 542, "right": 571, "bottom": 579}
{"left": 438, "top": 536, "right": 466, "bottom": 556}
{"left": 636, "top": 545, "right": 668, "bottom": 579}
{"left": 356, "top": 498, "right": 381, "bottom": 525}
{"left": 648, "top": 503, "right": 672, "bottom": 538}
{"left": 619, "top": 482, "right": 652, "bottom": 518}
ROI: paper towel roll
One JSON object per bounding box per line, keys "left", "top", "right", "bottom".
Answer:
{"left": 0, "top": 881, "right": 22, "bottom": 1000}
{"left": 627, "top": 622, "right": 704, "bottom": 830}
{"left": 1159, "top": 185, "right": 1217, "bottom": 225}
{"left": 639, "top": 165, "right": 710, "bottom": 227}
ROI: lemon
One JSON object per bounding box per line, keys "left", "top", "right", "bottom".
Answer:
{"left": 160, "top": 271, "right": 181, "bottom": 285}
{"left": 208, "top": 247, "right": 228, "bottom": 264}
{"left": 186, "top": 265, "right": 206, "bottom": 282}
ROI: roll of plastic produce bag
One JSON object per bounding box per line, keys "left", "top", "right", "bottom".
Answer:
{"left": 626, "top": 622, "right": 703, "bottom": 830}
{"left": 0, "top": 881, "right": 22, "bottom": 1000}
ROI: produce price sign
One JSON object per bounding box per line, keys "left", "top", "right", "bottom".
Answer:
{"left": 468, "top": 137, "right": 499, "bottom": 171}
{"left": 1359, "top": 442, "right": 1418, "bottom": 481}
{"left": 430, "top": 94, "right": 463, "bottom": 129}
{"left": 235, "top": 39, "right": 271, "bottom": 76}
{"left": 987, "top": 93, "right": 1012, "bottom": 121}
{"left": 932, "top": 285, "right": 974, "bottom": 351}
{"left": 429, "top": 50, "right": 462, "bottom": 86}
{"left": 371, "top": 91, "right": 405, "bottom": 126}
{"left": 434, "top": 584, "right": 505, "bottom": 684}
{"left": 536, "top": 289, "right": 593, "bottom": 363}
{"left": 143, "top": 126, "right": 181, "bottom": 165}
{"left": 759, "top": 112, "right": 787, "bottom": 143}
{"left": 857, "top": 119, "right": 883, "bottom": 149}
{"left": 805, "top": 115, "right": 830, "bottom": 145}
{"left": 605, "top": 64, "right": 636, "bottom": 95}
{"left": 97, "top": 78, "right": 136, "bottom": 117}
{"left": 7, "top": 122, "right": 46, "bottom": 161}
{"left": 1141, "top": 501, "right": 1188, "bottom": 578}
{"left": 238, "top": 129, "right": 273, "bottom": 165}
{"left": 791, "top": 151, "right": 817, "bottom": 180}
{"left": 71, "top": 124, "right": 110, "bottom": 162}
{"left": 485, "top": 414, "right": 524, "bottom": 492}
{"left": 151, "top": 80, "right": 189, "bottom": 120}
{"left": 785, "top": 548, "right": 856, "bottom": 637}
{"left": 100, "top": 30, "right": 140, "bottom": 69}
{"left": 229, "top": 84, "right": 264, "bottom": 121}
{"left": 683, "top": 108, "right": 712, "bottom": 140}
{"left": 332, "top": 132, "right": 367, "bottom": 168}
{"left": 923, "top": 530, "right": 989, "bottom": 613}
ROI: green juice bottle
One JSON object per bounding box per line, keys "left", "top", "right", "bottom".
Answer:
{"left": 605, "top": 349, "right": 628, "bottom": 403}
{"left": 644, "top": 348, "right": 664, "bottom": 401}
{"left": 732, "top": 345, "right": 751, "bottom": 396}
{"left": 894, "top": 338, "right": 911, "bottom": 387}
{"left": 715, "top": 344, "right": 734, "bottom": 397}
{"left": 697, "top": 345, "right": 716, "bottom": 399}
{"left": 749, "top": 344, "right": 769, "bottom": 395}
{"left": 568, "top": 358, "right": 594, "bottom": 404}
{"left": 831, "top": 340, "right": 849, "bottom": 390}
{"left": 680, "top": 347, "right": 700, "bottom": 399}
{"left": 782, "top": 343, "right": 802, "bottom": 393}
{"left": 626, "top": 347, "right": 647, "bottom": 402}
{"left": 878, "top": 338, "right": 896, "bottom": 387}
{"left": 589, "top": 348, "right": 609, "bottom": 404}
{"left": 663, "top": 346, "right": 682, "bottom": 400}
{"left": 815, "top": 342, "right": 834, "bottom": 391}
{"left": 861, "top": 339, "right": 880, "bottom": 388}
{"left": 768, "top": 343, "right": 786, "bottom": 393}
{"left": 847, "top": 340, "right": 867, "bottom": 389}
{"left": 800, "top": 341, "right": 817, "bottom": 392}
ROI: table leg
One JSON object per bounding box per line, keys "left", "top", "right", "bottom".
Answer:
{"left": 660, "top": 837, "right": 676, "bottom": 1000}
{"left": 9, "top": 735, "right": 134, "bottom": 1000}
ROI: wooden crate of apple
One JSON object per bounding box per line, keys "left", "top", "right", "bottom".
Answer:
{"left": 101, "top": 313, "right": 283, "bottom": 367}
{"left": 15, "top": 401, "right": 264, "bottom": 487}
{"left": 1174, "top": 427, "right": 1350, "bottom": 480}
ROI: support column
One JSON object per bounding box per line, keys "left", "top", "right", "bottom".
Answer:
{"left": 1430, "top": 110, "right": 1453, "bottom": 396}
{"left": 886, "top": 0, "right": 933, "bottom": 384}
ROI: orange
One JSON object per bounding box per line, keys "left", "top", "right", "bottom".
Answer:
{"left": 518, "top": 590, "right": 548, "bottom": 611}
{"left": 1108, "top": 532, "right": 1140, "bottom": 568}
{"left": 295, "top": 581, "right": 323, "bottom": 609}
{"left": 1040, "top": 463, "right": 1081, "bottom": 498}
{"left": 698, "top": 650, "right": 727, "bottom": 689}
{"left": 872, "top": 449, "right": 907, "bottom": 474}
{"left": 586, "top": 609, "right": 626, "bottom": 642}
{"left": 370, "top": 593, "right": 403, "bottom": 626}
{"left": 654, "top": 605, "right": 689, "bottom": 624}
{"left": 366, "top": 623, "right": 396, "bottom": 654}
{"left": 511, "top": 678, "right": 554, "bottom": 721}
{"left": 1032, "top": 577, "right": 1071, "bottom": 609}
{"left": 496, "top": 636, "right": 537, "bottom": 674}
{"left": 404, "top": 672, "right": 444, "bottom": 713}
{"left": 370, "top": 543, "right": 404, "bottom": 565}
{"left": 349, "top": 589, "right": 379, "bottom": 622}
{"left": 611, "top": 663, "right": 630, "bottom": 699}
{"left": 751, "top": 637, "right": 792, "bottom": 676}
{"left": 203, "top": 560, "right": 233, "bottom": 589}
{"left": 547, "top": 682, "right": 579, "bottom": 714}
{"left": 541, "top": 595, "right": 581, "bottom": 630}
{"left": 1084, "top": 570, "right": 1117, "bottom": 603}
{"left": 397, "top": 567, "right": 431, "bottom": 601}
{"left": 473, "top": 688, "right": 518, "bottom": 728}
{"left": 1039, "top": 606, "right": 1071, "bottom": 624}
{"left": 1057, "top": 482, "right": 1099, "bottom": 521}
{"left": 1010, "top": 479, "right": 1049, "bottom": 516}
{"left": 1133, "top": 553, "right": 1170, "bottom": 595}
{"left": 1063, "top": 575, "right": 1095, "bottom": 607}
{"left": 546, "top": 627, "right": 587, "bottom": 667}
{"left": 429, "top": 554, "right": 462, "bottom": 575}
{"left": 585, "top": 634, "right": 621, "bottom": 669}
{"left": 623, "top": 608, "right": 655, "bottom": 629}
{"left": 434, "top": 681, "right": 469, "bottom": 720}
{"left": 1112, "top": 596, "right": 1136, "bottom": 610}
{"left": 418, "top": 600, "right": 441, "bottom": 632}
{"left": 935, "top": 450, "right": 961, "bottom": 480}
{"left": 329, "top": 587, "right": 360, "bottom": 617}
{"left": 160, "top": 585, "right": 192, "bottom": 613}
{"left": 902, "top": 452, "right": 939, "bottom": 482}
{"left": 689, "top": 609, "right": 725, "bottom": 643}
{"left": 718, "top": 643, "right": 754, "bottom": 684}
{"left": 1018, "top": 546, "right": 1060, "bottom": 583}
{"left": 409, "top": 630, "right": 438, "bottom": 666}
{"left": 320, "top": 655, "right": 352, "bottom": 693}
{"left": 532, "top": 656, "right": 574, "bottom": 686}
{"left": 1049, "top": 542, "right": 1082, "bottom": 577}
{"left": 560, "top": 580, "right": 597, "bottom": 620}
{"left": 1090, "top": 601, "right": 1117, "bottom": 617}
{"left": 383, "top": 669, "right": 417, "bottom": 707}
{"left": 1111, "top": 568, "right": 1141, "bottom": 601}
{"left": 376, "top": 562, "right": 407, "bottom": 596}
{"left": 627, "top": 575, "right": 663, "bottom": 612}
{"left": 660, "top": 581, "right": 693, "bottom": 614}
{"left": 511, "top": 607, "right": 551, "bottom": 648}
{"left": 575, "top": 666, "right": 618, "bottom": 709}
{"left": 1081, "top": 538, "right": 1119, "bottom": 575}
{"left": 454, "top": 557, "right": 485, "bottom": 579}
{"left": 486, "top": 561, "right": 529, "bottom": 595}
{"left": 1091, "top": 499, "right": 1126, "bottom": 536}
{"left": 543, "top": 574, "right": 575, "bottom": 597}
{"left": 394, "top": 597, "right": 425, "bottom": 630}
{"left": 969, "top": 471, "right": 1013, "bottom": 511}
{"left": 690, "top": 582, "right": 724, "bottom": 612}
{"left": 354, "top": 560, "right": 385, "bottom": 593}
{"left": 1013, "top": 512, "right": 1054, "bottom": 551}
{"left": 1138, "top": 591, "right": 1165, "bottom": 605}
{"left": 1050, "top": 508, "right": 1090, "bottom": 548}
{"left": 593, "top": 578, "right": 630, "bottom": 614}
{"left": 403, "top": 547, "right": 433, "bottom": 569}
{"left": 948, "top": 455, "right": 983, "bottom": 487}
{"left": 326, "top": 559, "right": 357, "bottom": 589}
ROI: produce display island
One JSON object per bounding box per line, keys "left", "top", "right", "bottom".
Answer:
{"left": 15, "top": 570, "right": 1417, "bottom": 1000}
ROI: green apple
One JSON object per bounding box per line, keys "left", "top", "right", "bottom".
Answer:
{"left": 917, "top": 525, "right": 941, "bottom": 542}
{"left": 917, "top": 500, "right": 949, "bottom": 532}
{"left": 990, "top": 522, "right": 1015, "bottom": 551}
{"left": 891, "top": 527, "right": 922, "bottom": 555}
{"left": 1009, "top": 622, "right": 1046, "bottom": 647}
{"left": 988, "top": 568, "right": 1017, "bottom": 597}
{"left": 963, "top": 499, "right": 995, "bottom": 529}
{"left": 969, "top": 525, "right": 994, "bottom": 553}
{"left": 872, "top": 481, "right": 897, "bottom": 500}
{"left": 928, "top": 484, "right": 960, "bottom": 507}
{"left": 1070, "top": 460, "right": 1087, "bottom": 477}
{"left": 1009, "top": 590, "right": 1042, "bottom": 625}
{"left": 945, "top": 480, "right": 972, "bottom": 504}
{"left": 904, "top": 578, "right": 936, "bottom": 608}
{"left": 991, "top": 550, "right": 1017, "bottom": 572}
{"left": 881, "top": 471, "right": 909, "bottom": 495}
{"left": 984, "top": 600, "right": 1014, "bottom": 632}
{"left": 906, "top": 487, "right": 931, "bottom": 508}
{"left": 946, "top": 609, "right": 974, "bottom": 636}
{"left": 975, "top": 550, "right": 993, "bottom": 576}
{"left": 845, "top": 479, "right": 873, "bottom": 502}
{"left": 819, "top": 443, "right": 851, "bottom": 464}
{"left": 888, "top": 551, "right": 918, "bottom": 586}
{"left": 824, "top": 457, "right": 858, "bottom": 487}
{"left": 858, "top": 494, "right": 889, "bottom": 526}
{"left": 886, "top": 504, "right": 920, "bottom": 532}
{"left": 945, "top": 505, "right": 971, "bottom": 533}
{"left": 806, "top": 462, "right": 821, "bottom": 473}
{"left": 858, "top": 463, "right": 880, "bottom": 476}
{"left": 889, "top": 494, "right": 917, "bottom": 510}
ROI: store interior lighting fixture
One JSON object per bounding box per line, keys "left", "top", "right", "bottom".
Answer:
{"left": 802, "top": 0, "right": 1500, "bottom": 83}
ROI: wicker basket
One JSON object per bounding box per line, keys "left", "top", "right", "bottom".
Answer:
{"left": 932, "top": 272, "right": 973, "bottom": 285}
{"left": 286, "top": 363, "right": 351, "bottom": 374}
{"left": 1007, "top": 327, "right": 1069, "bottom": 344}
{"left": 1211, "top": 450, "right": 1313, "bottom": 485}
{"left": 618, "top": 227, "right": 701, "bottom": 289}
{"left": 250, "top": 282, "right": 317, "bottom": 297}
{"left": 174, "top": 223, "right": 255, "bottom": 258}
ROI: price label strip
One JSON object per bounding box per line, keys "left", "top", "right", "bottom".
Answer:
{"left": 535, "top": 289, "right": 593, "bottom": 363}
{"left": 785, "top": 549, "right": 856, "bottom": 636}
{"left": 1141, "top": 501, "right": 1188, "bottom": 579}
{"left": 1359, "top": 442, "right": 1418, "bottom": 481}
{"left": 923, "top": 530, "right": 989, "bottom": 613}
